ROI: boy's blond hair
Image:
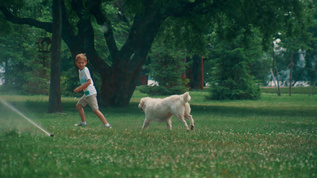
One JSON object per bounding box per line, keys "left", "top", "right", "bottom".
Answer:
{"left": 75, "top": 53, "right": 87, "bottom": 62}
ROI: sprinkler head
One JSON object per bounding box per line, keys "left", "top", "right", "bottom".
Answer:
{"left": 50, "top": 134, "right": 54, "bottom": 137}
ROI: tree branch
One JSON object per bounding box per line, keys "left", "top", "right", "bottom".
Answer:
{"left": 60, "top": 0, "right": 84, "bottom": 57}
{"left": 71, "top": 0, "right": 84, "bottom": 18}
{"left": 164, "top": 0, "right": 220, "bottom": 18}
{"left": 0, "top": 6, "right": 52, "bottom": 32}
{"left": 86, "top": 0, "right": 120, "bottom": 60}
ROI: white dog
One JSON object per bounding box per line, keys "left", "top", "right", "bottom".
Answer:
{"left": 138, "top": 92, "right": 194, "bottom": 131}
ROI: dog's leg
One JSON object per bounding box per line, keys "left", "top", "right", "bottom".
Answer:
{"left": 166, "top": 119, "right": 172, "bottom": 130}
{"left": 184, "top": 103, "right": 194, "bottom": 130}
{"left": 142, "top": 119, "right": 151, "bottom": 130}
{"left": 185, "top": 114, "right": 194, "bottom": 130}
{"left": 176, "top": 115, "right": 190, "bottom": 131}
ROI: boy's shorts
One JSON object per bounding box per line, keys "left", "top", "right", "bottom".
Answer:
{"left": 77, "top": 94, "right": 99, "bottom": 111}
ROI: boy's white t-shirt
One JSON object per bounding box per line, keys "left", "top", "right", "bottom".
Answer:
{"left": 78, "top": 67, "right": 97, "bottom": 97}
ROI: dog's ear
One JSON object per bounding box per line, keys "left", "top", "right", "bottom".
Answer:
{"left": 138, "top": 98, "right": 146, "bottom": 111}
{"left": 139, "top": 99, "right": 144, "bottom": 107}
{"left": 139, "top": 98, "right": 144, "bottom": 109}
{"left": 183, "top": 92, "right": 191, "bottom": 102}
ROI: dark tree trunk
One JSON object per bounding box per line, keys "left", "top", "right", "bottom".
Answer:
{"left": 99, "top": 54, "right": 146, "bottom": 107}
{"left": 98, "top": 12, "right": 165, "bottom": 107}
{"left": 48, "top": 0, "right": 63, "bottom": 113}
{"left": 189, "top": 55, "right": 203, "bottom": 90}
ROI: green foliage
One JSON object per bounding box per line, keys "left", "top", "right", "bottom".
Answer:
{"left": 0, "top": 0, "right": 25, "bottom": 12}
{"left": 61, "top": 67, "right": 80, "bottom": 96}
{"left": 0, "top": 0, "right": 56, "bottom": 95}
{"left": 0, "top": 15, "right": 12, "bottom": 35}
{"left": 0, "top": 92, "right": 316, "bottom": 177}
{"left": 272, "top": 0, "right": 317, "bottom": 85}
{"left": 0, "top": 27, "right": 29, "bottom": 92}
{"left": 250, "top": 53, "right": 272, "bottom": 85}
{"left": 207, "top": 30, "right": 262, "bottom": 100}
{"left": 157, "top": 16, "right": 210, "bottom": 56}
{"left": 211, "top": 0, "right": 310, "bottom": 51}
{"left": 140, "top": 43, "right": 189, "bottom": 95}
{"left": 24, "top": 68, "right": 50, "bottom": 95}
{"left": 139, "top": 85, "right": 189, "bottom": 96}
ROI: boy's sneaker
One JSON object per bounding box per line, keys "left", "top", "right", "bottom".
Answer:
{"left": 75, "top": 122, "right": 87, "bottom": 126}
{"left": 105, "top": 123, "right": 112, "bottom": 129}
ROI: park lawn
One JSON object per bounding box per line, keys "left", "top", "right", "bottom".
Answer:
{"left": 261, "top": 86, "right": 317, "bottom": 95}
{"left": 0, "top": 91, "right": 316, "bottom": 177}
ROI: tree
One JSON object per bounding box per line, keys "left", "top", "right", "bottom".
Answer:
{"left": 139, "top": 42, "right": 189, "bottom": 95}
{"left": 0, "top": 0, "right": 53, "bottom": 94}
{"left": 270, "top": 0, "right": 317, "bottom": 89}
{"left": 0, "top": 25, "right": 50, "bottom": 93}
{"left": 0, "top": 31, "right": 27, "bottom": 91}
{"left": 48, "top": 0, "right": 63, "bottom": 113}
{"left": 207, "top": 29, "right": 262, "bottom": 100}
{"left": 250, "top": 53, "right": 272, "bottom": 85}
{"left": 0, "top": 0, "right": 309, "bottom": 106}
{"left": 188, "top": 55, "right": 204, "bottom": 90}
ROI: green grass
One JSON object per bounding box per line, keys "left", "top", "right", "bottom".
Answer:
{"left": 261, "top": 86, "right": 317, "bottom": 95}
{"left": 0, "top": 91, "right": 316, "bottom": 177}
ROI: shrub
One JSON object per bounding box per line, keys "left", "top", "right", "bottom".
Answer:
{"left": 140, "top": 45, "right": 189, "bottom": 95}
{"left": 207, "top": 34, "right": 262, "bottom": 100}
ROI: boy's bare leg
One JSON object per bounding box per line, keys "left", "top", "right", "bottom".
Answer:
{"left": 93, "top": 109, "right": 108, "bottom": 125}
{"left": 76, "top": 104, "right": 86, "bottom": 122}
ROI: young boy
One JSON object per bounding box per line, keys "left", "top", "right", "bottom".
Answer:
{"left": 74, "top": 53, "right": 111, "bottom": 128}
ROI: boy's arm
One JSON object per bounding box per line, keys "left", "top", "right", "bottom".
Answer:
{"left": 74, "top": 79, "right": 91, "bottom": 93}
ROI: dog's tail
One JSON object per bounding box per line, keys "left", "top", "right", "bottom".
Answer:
{"left": 183, "top": 92, "right": 191, "bottom": 103}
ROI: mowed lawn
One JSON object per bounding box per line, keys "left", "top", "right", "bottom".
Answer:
{"left": 0, "top": 90, "right": 316, "bottom": 177}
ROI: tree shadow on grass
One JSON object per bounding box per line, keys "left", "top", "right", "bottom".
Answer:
{"left": 190, "top": 104, "right": 316, "bottom": 118}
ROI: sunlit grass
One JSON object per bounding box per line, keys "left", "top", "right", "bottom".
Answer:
{"left": 0, "top": 91, "right": 316, "bottom": 177}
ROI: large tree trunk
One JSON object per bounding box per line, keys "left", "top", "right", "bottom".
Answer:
{"left": 99, "top": 56, "right": 145, "bottom": 107}
{"left": 48, "top": 0, "right": 63, "bottom": 113}
{"left": 98, "top": 12, "right": 164, "bottom": 107}
{"left": 99, "top": 68, "right": 139, "bottom": 107}
{"left": 189, "top": 55, "right": 204, "bottom": 90}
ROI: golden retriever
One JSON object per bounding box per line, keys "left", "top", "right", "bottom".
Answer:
{"left": 138, "top": 92, "right": 194, "bottom": 131}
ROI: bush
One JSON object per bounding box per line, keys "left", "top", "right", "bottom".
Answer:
{"left": 23, "top": 68, "right": 50, "bottom": 95}
{"left": 207, "top": 34, "right": 262, "bottom": 100}
{"left": 140, "top": 44, "right": 189, "bottom": 95}
{"left": 139, "top": 85, "right": 188, "bottom": 95}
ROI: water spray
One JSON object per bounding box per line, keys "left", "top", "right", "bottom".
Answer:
{"left": 0, "top": 99, "right": 54, "bottom": 137}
